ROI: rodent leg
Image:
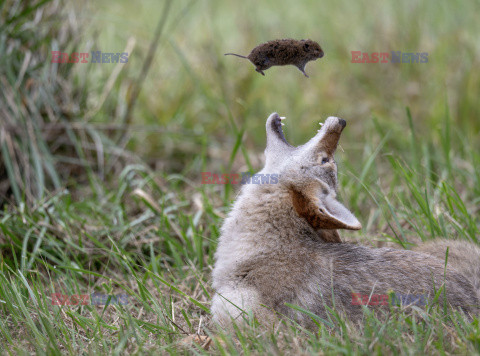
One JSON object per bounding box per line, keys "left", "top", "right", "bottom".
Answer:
{"left": 255, "top": 67, "right": 266, "bottom": 76}
{"left": 296, "top": 63, "right": 309, "bottom": 78}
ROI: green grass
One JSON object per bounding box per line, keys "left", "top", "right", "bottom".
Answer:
{"left": 1, "top": 0, "right": 480, "bottom": 353}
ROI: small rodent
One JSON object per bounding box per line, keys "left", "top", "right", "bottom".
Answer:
{"left": 225, "top": 39, "right": 324, "bottom": 77}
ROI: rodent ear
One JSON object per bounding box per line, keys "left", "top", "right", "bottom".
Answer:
{"left": 290, "top": 184, "right": 362, "bottom": 231}
{"left": 303, "top": 42, "right": 310, "bottom": 51}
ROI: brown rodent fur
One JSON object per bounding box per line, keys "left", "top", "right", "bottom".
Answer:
{"left": 225, "top": 39, "right": 324, "bottom": 77}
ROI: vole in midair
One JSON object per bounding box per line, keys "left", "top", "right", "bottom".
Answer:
{"left": 225, "top": 39, "right": 324, "bottom": 77}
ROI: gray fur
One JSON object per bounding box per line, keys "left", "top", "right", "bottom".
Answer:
{"left": 211, "top": 113, "right": 480, "bottom": 328}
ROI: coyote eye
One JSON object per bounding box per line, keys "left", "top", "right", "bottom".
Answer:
{"left": 321, "top": 157, "right": 329, "bottom": 164}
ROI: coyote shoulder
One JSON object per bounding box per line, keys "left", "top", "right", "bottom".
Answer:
{"left": 211, "top": 113, "right": 480, "bottom": 328}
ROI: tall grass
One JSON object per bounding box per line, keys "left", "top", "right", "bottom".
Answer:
{"left": 0, "top": 0, "right": 479, "bottom": 353}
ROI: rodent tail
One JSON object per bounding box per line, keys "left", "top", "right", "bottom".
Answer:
{"left": 224, "top": 53, "right": 248, "bottom": 59}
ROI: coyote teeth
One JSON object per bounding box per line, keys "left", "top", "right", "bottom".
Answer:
{"left": 281, "top": 123, "right": 285, "bottom": 126}
{"left": 280, "top": 116, "right": 286, "bottom": 120}
{"left": 319, "top": 123, "right": 324, "bottom": 126}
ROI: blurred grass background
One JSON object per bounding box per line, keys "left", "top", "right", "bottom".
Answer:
{"left": 0, "top": 0, "right": 479, "bottom": 353}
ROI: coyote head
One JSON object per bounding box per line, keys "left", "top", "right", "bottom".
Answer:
{"left": 262, "top": 112, "right": 361, "bottom": 240}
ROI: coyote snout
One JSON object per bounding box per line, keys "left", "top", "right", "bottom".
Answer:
{"left": 211, "top": 112, "right": 480, "bottom": 329}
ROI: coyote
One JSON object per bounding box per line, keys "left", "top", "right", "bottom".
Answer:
{"left": 211, "top": 113, "right": 480, "bottom": 328}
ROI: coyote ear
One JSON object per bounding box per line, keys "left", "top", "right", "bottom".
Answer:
{"left": 291, "top": 187, "right": 362, "bottom": 231}
{"left": 264, "top": 113, "right": 294, "bottom": 168}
